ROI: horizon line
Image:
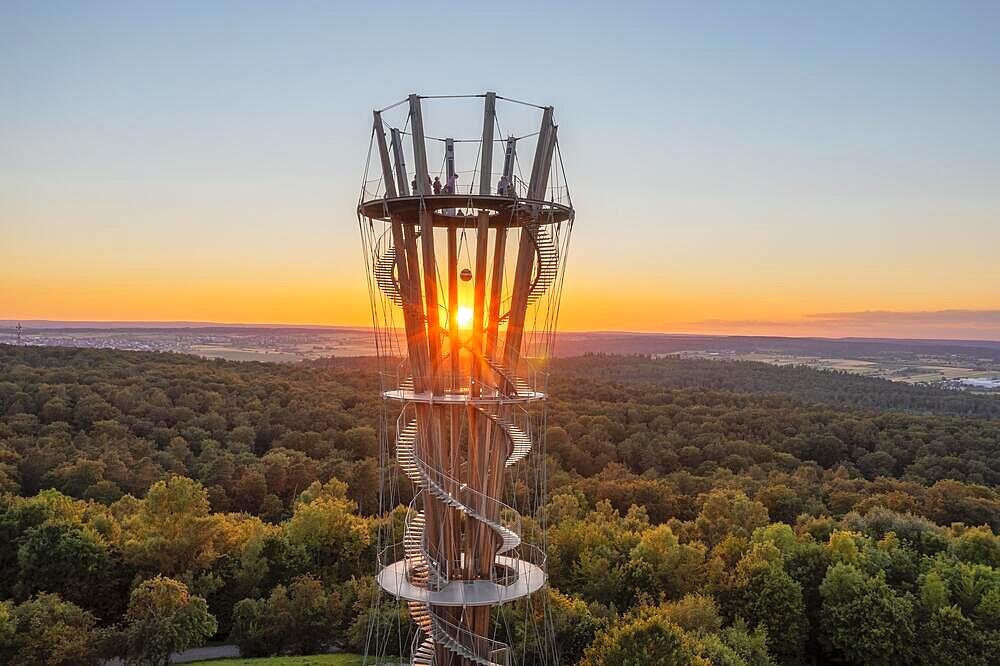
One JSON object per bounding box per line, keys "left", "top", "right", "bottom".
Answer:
{"left": 3, "top": 319, "right": 1000, "bottom": 345}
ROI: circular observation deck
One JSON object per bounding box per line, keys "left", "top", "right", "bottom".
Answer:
{"left": 358, "top": 193, "right": 573, "bottom": 228}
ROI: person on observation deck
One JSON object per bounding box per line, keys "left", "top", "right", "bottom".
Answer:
{"left": 433, "top": 176, "right": 442, "bottom": 194}
{"left": 444, "top": 173, "right": 458, "bottom": 194}
{"left": 498, "top": 175, "right": 513, "bottom": 196}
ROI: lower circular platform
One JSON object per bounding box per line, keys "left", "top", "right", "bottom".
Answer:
{"left": 377, "top": 555, "right": 546, "bottom": 606}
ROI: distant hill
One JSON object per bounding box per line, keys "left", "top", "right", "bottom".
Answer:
{"left": 553, "top": 331, "right": 1000, "bottom": 361}
{"left": 551, "top": 353, "right": 1000, "bottom": 419}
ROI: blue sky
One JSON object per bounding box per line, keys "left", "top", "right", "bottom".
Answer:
{"left": 3, "top": 2, "right": 999, "bottom": 336}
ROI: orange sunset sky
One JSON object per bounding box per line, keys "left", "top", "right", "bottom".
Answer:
{"left": 4, "top": 4, "right": 999, "bottom": 340}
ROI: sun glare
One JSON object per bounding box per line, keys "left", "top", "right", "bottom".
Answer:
{"left": 457, "top": 306, "right": 474, "bottom": 328}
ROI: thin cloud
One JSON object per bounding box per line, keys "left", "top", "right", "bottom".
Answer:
{"left": 807, "top": 310, "right": 1000, "bottom": 325}
{"left": 671, "top": 310, "right": 1000, "bottom": 341}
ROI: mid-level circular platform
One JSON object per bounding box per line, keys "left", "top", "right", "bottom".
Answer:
{"left": 377, "top": 555, "right": 546, "bottom": 607}
{"left": 383, "top": 388, "right": 545, "bottom": 404}
{"left": 358, "top": 194, "right": 572, "bottom": 227}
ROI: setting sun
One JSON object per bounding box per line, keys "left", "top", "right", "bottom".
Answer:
{"left": 456, "top": 306, "right": 474, "bottom": 328}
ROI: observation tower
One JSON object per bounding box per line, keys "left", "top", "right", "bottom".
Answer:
{"left": 357, "top": 93, "right": 574, "bottom": 666}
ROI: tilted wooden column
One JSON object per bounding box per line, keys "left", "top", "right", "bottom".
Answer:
{"left": 446, "top": 216, "right": 461, "bottom": 573}
{"left": 409, "top": 95, "right": 442, "bottom": 384}
{"left": 391, "top": 222, "right": 427, "bottom": 386}
{"left": 503, "top": 108, "right": 556, "bottom": 375}
{"left": 410, "top": 94, "right": 431, "bottom": 196}
{"left": 503, "top": 136, "right": 517, "bottom": 184}
{"left": 479, "top": 92, "right": 496, "bottom": 195}
{"left": 390, "top": 128, "right": 410, "bottom": 197}
{"left": 373, "top": 111, "right": 397, "bottom": 198}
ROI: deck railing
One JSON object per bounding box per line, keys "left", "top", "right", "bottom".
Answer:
{"left": 360, "top": 170, "right": 570, "bottom": 208}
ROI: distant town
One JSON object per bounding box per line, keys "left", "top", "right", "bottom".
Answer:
{"left": 2, "top": 323, "right": 999, "bottom": 394}
{"left": 0, "top": 323, "right": 375, "bottom": 362}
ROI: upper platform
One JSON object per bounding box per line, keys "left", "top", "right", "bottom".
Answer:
{"left": 359, "top": 92, "right": 573, "bottom": 228}
{"left": 357, "top": 193, "right": 572, "bottom": 227}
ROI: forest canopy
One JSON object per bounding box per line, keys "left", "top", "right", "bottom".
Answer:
{"left": 2, "top": 344, "right": 1000, "bottom": 665}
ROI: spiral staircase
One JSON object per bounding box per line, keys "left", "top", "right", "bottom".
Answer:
{"left": 390, "top": 360, "right": 537, "bottom": 666}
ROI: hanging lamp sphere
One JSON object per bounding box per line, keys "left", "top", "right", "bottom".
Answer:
{"left": 460, "top": 268, "right": 473, "bottom": 282}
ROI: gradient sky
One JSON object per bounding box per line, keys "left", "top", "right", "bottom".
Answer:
{"left": 3, "top": 2, "right": 1000, "bottom": 339}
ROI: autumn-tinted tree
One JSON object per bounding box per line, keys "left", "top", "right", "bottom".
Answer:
{"left": 120, "top": 576, "right": 217, "bottom": 666}
{"left": 0, "top": 593, "right": 102, "bottom": 666}
{"left": 580, "top": 607, "right": 709, "bottom": 666}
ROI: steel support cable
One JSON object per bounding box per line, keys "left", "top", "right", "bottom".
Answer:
{"left": 377, "top": 97, "right": 409, "bottom": 113}
{"left": 496, "top": 95, "right": 547, "bottom": 110}
{"left": 418, "top": 93, "right": 487, "bottom": 100}
{"left": 467, "top": 137, "right": 483, "bottom": 196}
{"left": 359, "top": 126, "right": 376, "bottom": 207}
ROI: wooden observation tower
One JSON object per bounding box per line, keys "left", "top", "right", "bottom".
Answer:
{"left": 358, "top": 93, "right": 574, "bottom": 666}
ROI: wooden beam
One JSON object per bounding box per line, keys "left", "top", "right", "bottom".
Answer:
{"left": 408, "top": 94, "right": 430, "bottom": 196}
{"left": 479, "top": 92, "right": 496, "bottom": 195}
{"left": 445, "top": 138, "right": 456, "bottom": 213}
{"left": 526, "top": 107, "right": 555, "bottom": 201}
{"left": 445, "top": 137, "right": 456, "bottom": 184}
{"left": 419, "top": 209, "right": 442, "bottom": 392}
{"left": 447, "top": 224, "right": 460, "bottom": 388}
{"left": 502, "top": 136, "right": 516, "bottom": 183}
{"left": 372, "top": 111, "right": 396, "bottom": 198}
{"left": 390, "top": 128, "right": 410, "bottom": 197}
{"left": 503, "top": 112, "right": 557, "bottom": 372}
{"left": 471, "top": 212, "right": 490, "bottom": 394}
{"left": 484, "top": 225, "right": 507, "bottom": 364}
{"left": 395, "top": 223, "right": 427, "bottom": 388}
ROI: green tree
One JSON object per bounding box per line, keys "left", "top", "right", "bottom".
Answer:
{"left": 819, "top": 563, "right": 915, "bottom": 665}
{"left": 15, "top": 521, "right": 127, "bottom": 620}
{"left": 285, "top": 482, "right": 371, "bottom": 583}
{"left": 500, "top": 588, "right": 605, "bottom": 665}
{"left": 342, "top": 575, "right": 412, "bottom": 654}
{"left": 121, "top": 476, "right": 221, "bottom": 576}
{"left": 917, "top": 605, "right": 990, "bottom": 666}
{"left": 695, "top": 490, "right": 769, "bottom": 548}
{"left": 712, "top": 620, "right": 775, "bottom": 666}
{"left": 581, "top": 606, "right": 710, "bottom": 666}
{"left": 230, "top": 575, "right": 346, "bottom": 657}
{"left": 661, "top": 594, "right": 723, "bottom": 633}
{"left": 0, "top": 593, "right": 101, "bottom": 666}
{"left": 121, "top": 576, "right": 217, "bottom": 666}
{"left": 629, "top": 524, "right": 707, "bottom": 600}
{"left": 953, "top": 526, "right": 1000, "bottom": 568}
{"left": 728, "top": 546, "right": 806, "bottom": 663}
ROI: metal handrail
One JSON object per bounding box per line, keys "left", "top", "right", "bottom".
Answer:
{"left": 359, "top": 169, "right": 571, "bottom": 208}
{"left": 426, "top": 607, "right": 510, "bottom": 666}
{"left": 378, "top": 367, "right": 549, "bottom": 400}
{"left": 376, "top": 540, "right": 547, "bottom": 572}
{"left": 395, "top": 409, "right": 523, "bottom": 553}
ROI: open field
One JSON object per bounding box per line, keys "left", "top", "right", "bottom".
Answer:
{"left": 677, "top": 349, "right": 1000, "bottom": 390}
{"left": 187, "top": 655, "right": 364, "bottom": 666}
